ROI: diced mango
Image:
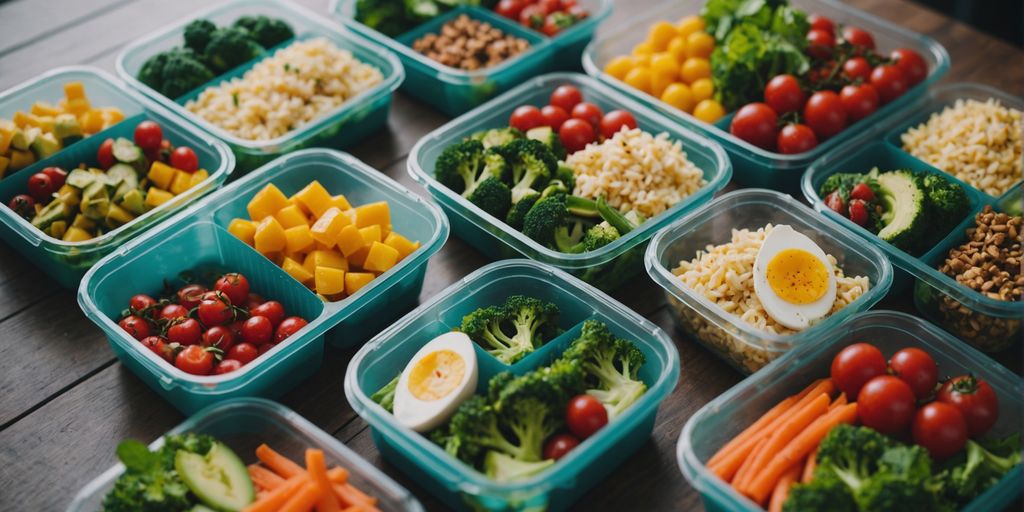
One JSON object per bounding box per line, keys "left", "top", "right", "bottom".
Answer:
{"left": 345, "top": 272, "right": 375, "bottom": 295}
{"left": 0, "top": 124, "right": 12, "bottom": 153}
{"left": 335, "top": 224, "right": 365, "bottom": 257}
{"left": 254, "top": 216, "right": 287, "bottom": 254}
{"left": 35, "top": 115, "right": 55, "bottom": 133}
{"left": 79, "top": 109, "right": 103, "bottom": 133}
{"left": 332, "top": 194, "right": 351, "bottom": 211}
{"left": 275, "top": 204, "right": 308, "bottom": 229}
{"left": 292, "top": 180, "right": 334, "bottom": 218}
{"left": 145, "top": 187, "right": 175, "bottom": 207}
{"left": 303, "top": 250, "right": 348, "bottom": 275}
{"left": 284, "top": 224, "right": 315, "bottom": 254}
{"left": 169, "top": 170, "right": 193, "bottom": 195}
{"left": 247, "top": 184, "right": 290, "bottom": 220}
{"left": 48, "top": 220, "right": 67, "bottom": 239}
{"left": 12, "top": 111, "right": 34, "bottom": 128}
{"left": 383, "top": 232, "right": 418, "bottom": 260}
{"left": 358, "top": 225, "right": 382, "bottom": 245}
{"left": 228, "top": 218, "right": 257, "bottom": 245}
{"left": 363, "top": 241, "right": 400, "bottom": 273}
{"left": 62, "top": 226, "right": 93, "bottom": 242}
{"left": 310, "top": 207, "right": 350, "bottom": 247}
{"left": 102, "top": 107, "right": 124, "bottom": 126}
{"left": 64, "top": 82, "right": 86, "bottom": 101}
{"left": 31, "top": 101, "right": 61, "bottom": 117}
{"left": 9, "top": 149, "right": 35, "bottom": 171}
{"left": 66, "top": 98, "right": 91, "bottom": 116}
{"left": 355, "top": 201, "right": 390, "bottom": 229}
{"left": 189, "top": 169, "right": 209, "bottom": 189}
{"left": 347, "top": 246, "right": 370, "bottom": 268}
{"left": 315, "top": 266, "right": 346, "bottom": 295}
{"left": 282, "top": 257, "right": 313, "bottom": 285}
{"left": 147, "top": 161, "right": 178, "bottom": 190}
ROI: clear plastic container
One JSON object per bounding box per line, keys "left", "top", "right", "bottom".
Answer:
{"left": 408, "top": 72, "right": 731, "bottom": 291}
{"left": 645, "top": 189, "right": 893, "bottom": 374}
{"left": 329, "top": 0, "right": 612, "bottom": 116}
{"left": 78, "top": 148, "right": 448, "bottom": 413}
{"left": 582, "top": 0, "right": 950, "bottom": 193}
{"left": 344, "top": 259, "right": 680, "bottom": 511}
{"left": 116, "top": 0, "right": 403, "bottom": 173}
{"left": 677, "top": 310, "right": 1023, "bottom": 512}
{"left": 66, "top": 398, "right": 424, "bottom": 512}
{"left": 0, "top": 66, "right": 234, "bottom": 288}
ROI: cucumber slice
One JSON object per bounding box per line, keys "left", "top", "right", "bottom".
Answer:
{"left": 112, "top": 137, "right": 142, "bottom": 164}
{"left": 175, "top": 442, "right": 255, "bottom": 512}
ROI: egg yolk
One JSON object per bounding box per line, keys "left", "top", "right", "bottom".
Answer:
{"left": 766, "top": 248, "right": 829, "bottom": 304}
{"left": 407, "top": 350, "right": 465, "bottom": 401}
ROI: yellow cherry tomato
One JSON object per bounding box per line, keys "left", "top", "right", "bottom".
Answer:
{"left": 632, "top": 41, "right": 655, "bottom": 56}
{"left": 624, "top": 67, "right": 653, "bottom": 94}
{"left": 661, "top": 83, "right": 695, "bottom": 113}
{"left": 650, "top": 52, "right": 680, "bottom": 80}
{"left": 605, "top": 56, "right": 634, "bottom": 80}
{"left": 691, "top": 77, "right": 714, "bottom": 102}
{"left": 650, "top": 72, "right": 676, "bottom": 98}
{"left": 667, "top": 36, "right": 688, "bottom": 62}
{"left": 631, "top": 54, "right": 652, "bottom": 68}
{"left": 686, "top": 31, "right": 715, "bottom": 59}
{"left": 681, "top": 57, "right": 711, "bottom": 84}
{"left": 677, "top": 15, "right": 706, "bottom": 39}
{"left": 694, "top": 99, "right": 726, "bottom": 123}
{"left": 648, "top": 21, "right": 678, "bottom": 51}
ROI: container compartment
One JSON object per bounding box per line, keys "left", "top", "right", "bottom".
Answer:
{"left": 645, "top": 189, "right": 893, "bottom": 374}
{"left": 345, "top": 260, "right": 679, "bottom": 511}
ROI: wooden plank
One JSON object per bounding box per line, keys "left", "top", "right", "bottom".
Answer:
{"left": 0, "top": 0, "right": 134, "bottom": 57}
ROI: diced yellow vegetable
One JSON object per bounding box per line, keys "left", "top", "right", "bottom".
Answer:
{"left": 12, "top": 111, "right": 34, "bottom": 128}
{"left": 102, "top": 107, "right": 124, "bottom": 126}
{"left": 275, "top": 204, "right": 308, "bottom": 229}
{"left": 247, "top": 183, "right": 290, "bottom": 220}
{"left": 347, "top": 246, "right": 369, "bottom": 268}
{"left": 62, "top": 226, "right": 93, "bottom": 242}
{"left": 383, "top": 232, "right": 418, "bottom": 260}
{"left": 147, "top": 161, "right": 178, "bottom": 190}
{"left": 315, "top": 266, "right": 346, "bottom": 295}
{"left": 303, "top": 250, "right": 348, "bottom": 275}
{"left": 284, "top": 224, "right": 315, "bottom": 254}
{"left": 64, "top": 82, "right": 86, "bottom": 101}
{"left": 355, "top": 201, "right": 390, "bottom": 229}
{"left": 363, "top": 241, "right": 400, "bottom": 273}
{"left": 0, "top": 156, "right": 9, "bottom": 178}
{"left": 345, "top": 272, "right": 375, "bottom": 295}
{"left": 48, "top": 220, "right": 67, "bottom": 239}
{"left": 332, "top": 194, "right": 352, "bottom": 210}
{"left": 31, "top": 101, "right": 61, "bottom": 117}
{"left": 254, "top": 216, "right": 287, "bottom": 254}
{"left": 310, "top": 207, "right": 350, "bottom": 247}
{"left": 79, "top": 109, "right": 103, "bottom": 133}
{"left": 9, "top": 149, "right": 35, "bottom": 171}
{"left": 65, "top": 98, "right": 91, "bottom": 116}
{"left": 35, "top": 115, "right": 55, "bottom": 134}
{"left": 0, "top": 124, "right": 12, "bottom": 153}
{"left": 145, "top": 187, "right": 175, "bottom": 208}
{"left": 282, "top": 257, "right": 313, "bottom": 285}
{"left": 358, "top": 225, "right": 382, "bottom": 245}
{"left": 335, "top": 224, "right": 364, "bottom": 257}
{"left": 169, "top": 170, "right": 193, "bottom": 195}
{"left": 292, "top": 180, "right": 334, "bottom": 218}
{"left": 228, "top": 218, "right": 257, "bottom": 245}
{"left": 189, "top": 169, "right": 209, "bottom": 189}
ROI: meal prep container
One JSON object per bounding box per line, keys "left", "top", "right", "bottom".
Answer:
{"left": 79, "top": 148, "right": 448, "bottom": 414}
{"left": 66, "top": 398, "right": 424, "bottom": 512}
{"left": 330, "top": 0, "right": 612, "bottom": 116}
{"left": 0, "top": 66, "right": 233, "bottom": 288}
{"left": 409, "top": 72, "right": 731, "bottom": 292}
{"left": 117, "top": 0, "right": 403, "bottom": 173}
{"left": 677, "top": 310, "right": 1024, "bottom": 512}
{"left": 582, "top": 0, "right": 950, "bottom": 193}
{"left": 345, "top": 259, "right": 680, "bottom": 511}
{"left": 803, "top": 83, "right": 1024, "bottom": 352}
{"left": 645, "top": 189, "right": 893, "bottom": 374}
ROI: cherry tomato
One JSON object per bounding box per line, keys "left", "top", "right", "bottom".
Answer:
{"left": 889, "top": 347, "right": 938, "bottom": 400}
{"left": 541, "top": 105, "right": 570, "bottom": 130}
{"left": 495, "top": 0, "right": 526, "bottom": 20}
{"left": 538, "top": 0, "right": 560, "bottom": 14}
{"left": 41, "top": 167, "right": 67, "bottom": 189}
{"left": 7, "top": 194, "right": 35, "bottom": 218}
{"left": 119, "top": 315, "right": 152, "bottom": 340}
{"left": 542, "top": 13, "right": 567, "bottom": 37}
{"left": 228, "top": 319, "right": 246, "bottom": 339}
{"left": 730, "top": 103, "right": 778, "bottom": 150}
{"left": 27, "top": 173, "right": 54, "bottom": 202}
{"left": 215, "top": 273, "right": 250, "bottom": 307}
{"left": 850, "top": 182, "right": 875, "bottom": 201}
{"left": 550, "top": 85, "right": 584, "bottom": 112}
{"left": 839, "top": 83, "right": 879, "bottom": 123}
{"left": 937, "top": 375, "right": 999, "bottom": 438}
{"left": 242, "top": 315, "right": 274, "bottom": 345}
{"left": 274, "top": 316, "right": 308, "bottom": 343}
{"left": 913, "top": 402, "right": 968, "bottom": 459}
{"left": 159, "top": 304, "right": 189, "bottom": 321}
{"left": 198, "top": 292, "right": 234, "bottom": 326}
{"left": 858, "top": 375, "right": 917, "bottom": 434}
{"left": 134, "top": 121, "right": 164, "bottom": 152}
{"left": 804, "top": 91, "right": 847, "bottom": 140}
{"left": 808, "top": 14, "right": 835, "bottom": 33}
{"left": 890, "top": 48, "right": 927, "bottom": 85}
{"left": 519, "top": 4, "right": 546, "bottom": 29}
{"left": 776, "top": 124, "right": 818, "bottom": 155}
{"left": 227, "top": 343, "right": 259, "bottom": 365}
{"left": 167, "top": 318, "right": 202, "bottom": 346}
{"left": 175, "top": 345, "right": 215, "bottom": 375}
{"left": 870, "top": 64, "right": 908, "bottom": 103}
{"left": 245, "top": 292, "right": 264, "bottom": 311}
{"left": 599, "top": 110, "right": 637, "bottom": 139}
{"left": 542, "top": 433, "right": 580, "bottom": 460}
{"left": 251, "top": 300, "right": 285, "bottom": 328}
{"left": 824, "top": 191, "right": 846, "bottom": 216}
{"left": 566, "top": 394, "right": 608, "bottom": 439}
{"left": 202, "top": 325, "right": 236, "bottom": 351}
{"left": 97, "top": 138, "right": 116, "bottom": 169}
{"left": 129, "top": 294, "right": 158, "bottom": 318}
{"left": 558, "top": 118, "right": 596, "bottom": 153}
{"left": 570, "top": 102, "right": 603, "bottom": 127}
{"left": 764, "top": 75, "right": 806, "bottom": 114}
{"left": 842, "top": 57, "right": 872, "bottom": 82}
{"left": 214, "top": 359, "right": 243, "bottom": 375}
{"left": 842, "top": 26, "right": 875, "bottom": 50}
{"left": 806, "top": 29, "right": 835, "bottom": 59}
{"left": 176, "top": 283, "right": 208, "bottom": 310}
{"left": 848, "top": 199, "right": 869, "bottom": 226}
{"left": 830, "top": 342, "right": 887, "bottom": 398}
{"left": 141, "top": 336, "right": 175, "bottom": 363}
{"left": 170, "top": 146, "right": 199, "bottom": 173}
{"left": 510, "top": 105, "right": 545, "bottom": 132}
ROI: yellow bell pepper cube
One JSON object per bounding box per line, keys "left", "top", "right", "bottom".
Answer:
{"left": 78, "top": 109, "right": 103, "bottom": 133}
{"left": 275, "top": 204, "right": 308, "bottom": 229}
{"left": 145, "top": 187, "right": 175, "bottom": 208}
{"left": 66, "top": 98, "right": 91, "bottom": 117}
{"left": 169, "top": 170, "right": 194, "bottom": 195}
{"left": 292, "top": 180, "right": 334, "bottom": 218}
{"left": 310, "top": 207, "right": 350, "bottom": 247}
{"left": 228, "top": 218, "right": 257, "bottom": 246}
{"left": 315, "top": 266, "right": 346, "bottom": 295}
{"left": 31, "top": 101, "right": 61, "bottom": 117}
{"left": 281, "top": 257, "right": 313, "bottom": 285}
{"left": 247, "top": 183, "right": 290, "bottom": 221}
{"left": 303, "top": 250, "right": 348, "bottom": 275}
{"left": 358, "top": 225, "right": 382, "bottom": 245}
{"left": 284, "top": 224, "right": 315, "bottom": 254}
{"left": 355, "top": 201, "right": 390, "bottom": 229}
{"left": 189, "top": 169, "right": 209, "bottom": 189}
{"left": 384, "top": 232, "right": 419, "bottom": 260}
{"left": 332, "top": 194, "right": 351, "bottom": 211}
{"left": 64, "top": 82, "right": 86, "bottom": 101}
{"left": 345, "top": 272, "right": 375, "bottom": 295}
{"left": 363, "top": 241, "right": 400, "bottom": 273}
{"left": 147, "top": 161, "right": 178, "bottom": 190}
{"left": 334, "top": 224, "right": 365, "bottom": 257}
{"left": 254, "top": 216, "right": 287, "bottom": 254}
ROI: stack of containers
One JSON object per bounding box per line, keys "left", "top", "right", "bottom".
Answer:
{"left": 408, "top": 72, "right": 731, "bottom": 292}
{"left": 582, "top": 0, "right": 949, "bottom": 192}
{"left": 0, "top": 66, "right": 233, "bottom": 288}
{"left": 78, "top": 149, "right": 448, "bottom": 414}
{"left": 329, "top": 0, "right": 612, "bottom": 115}
{"left": 803, "top": 83, "right": 1024, "bottom": 353}
{"left": 117, "top": 0, "right": 404, "bottom": 173}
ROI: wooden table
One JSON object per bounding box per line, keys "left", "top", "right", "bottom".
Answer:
{"left": 0, "top": 0, "right": 1021, "bottom": 510}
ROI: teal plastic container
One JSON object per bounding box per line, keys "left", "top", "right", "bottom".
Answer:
{"left": 677, "top": 310, "right": 1023, "bottom": 512}
{"left": 645, "top": 189, "right": 893, "bottom": 374}
{"left": 344, "top": 260, "right": 680, "bottom": 511}
{"left": 78, "top": 149, "right": 448, "bottom": 413}
{"left": 329, "top": 0, "right": 612, "bottom": 116}
{"left": 116, "top": 0, "right": 403, "bottom": 173}
{"left": 66, "top": 398, "right": 424, "bottom": 512}
{"left": 582, "top": 0, "right": 950, "bottom": 193}
{"left": 0, "top": 66, "right": 233, "bottom": 288}
{"left": 409, "top": 72, "right": 731, "bottom": 291}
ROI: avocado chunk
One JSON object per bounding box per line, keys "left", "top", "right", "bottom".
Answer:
{"left": 120, "top": 188, "right": 147, "bottom": 216}
{"left": 54, "top": 113, "right": 83, "bottom": 146}
{"left": 80, "top": 180, "right": 111, "bottom": 221}
{"left": 175, "top": 442, "right": 255, "bottom": 512}
{"left": 30, "top": 132, "right": 61, "bottom": 160}
{"left": 107, "top": 163, "right": 140, "bottom": 202}
{"left": 877, "top": 170, "right": 926, "bottom": 252}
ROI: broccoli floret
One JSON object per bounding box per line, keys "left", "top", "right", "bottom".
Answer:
{"left": 522, "top": 193, "right": 569, "bottom": 246}
{"left": 816, "top": 424, "right": 894, "bottom": 480}
{"left": 491, "top": 364, "right": 579, "bottom": 462}
{"left": 468, "top": 127, "right": 523, "bottom": 149}
{"left": 553, "top": 222, "right": 588, "bottom": 252}
{"left": 784, "top": 472, "right": 858, "bottom": 512}
{"left": 876, "top": 170, "right": 927, "bottom": 253}
{"left": 937, "top": 435, "right": 1022, "bottom": 506}
{"left": 541, "top": 180, "right": 569, "bottom": 199}
{"left": 370, "top": 373, "right": 400, "bottom": 413}
{"left": 436, "top": 139, "right": 485, "bottom": 194}
{"left": 922, "top": 173, "right": 970, "bottom": 231}
{"left": 138, "top": 47, "right": 215, "bottom": 99}
{"left": 560, "top": 320, "right": 646, "bottom": 419}
{"left": 234, "top": 15, "right": 294, "bottom": 48}
{"left": 506, "top": 192, "right": 539, "bottom": 230}
{"left": 183, "top": 19, "right": 217, "bottom": 54}
{"left": 467, "top": 177, "right": 512, "bottom": 219}
{"left": 574, "top": 223, "right": 621, "bottom": 253}
{"left": 435, "top": 140, "right": 511, "bottom": 217}
{"left": 204, "top": 27, "right": 263, "bottom": 74}
{"left": 521, "top": 193, "right": 624, "bottom": 252}
{"left": 499, "top": 139, "right": 557, "bottom": 203}
{"left": 442, "top": 395, "right": 522, "bottom": 464}
{"left": 460, "top": 295, "right": 560, "bottom": 364}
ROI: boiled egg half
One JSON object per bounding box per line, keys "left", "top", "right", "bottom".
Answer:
{"left": 393, "top": 331, "right": 478, "bottom": 432}
{"left": 753, "top": 225, "right": 837, "bottom": 330}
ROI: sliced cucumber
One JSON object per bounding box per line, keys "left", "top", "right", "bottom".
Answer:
{"left": 112, "top": 137, "right": 142, "bottom": 164}
{"left": 174, "top": 442, "right": 255, "bottom": 512}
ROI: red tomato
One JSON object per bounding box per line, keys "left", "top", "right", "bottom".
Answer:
{"left": 7, "top": 194, "right": 34, "bottom": 218}
{"left": 175, "top": 345, "right": 215, "bottom": 375}
{"left": 214, "top": 359, "right": 243, "bottom": 375}
{"left": 824, "top": 191, "right": 846, "bottom": 215}
{"left": 889, "top": 347, "right": 938, "bottom": 400}
{"left": 495, "top": 0, "right": 526, "bottom": 20}
{"left": 167, "top": 318, "right": 202, "bottom": 346}
{"left": 170, "top": 146, "right": 199, "bottom": 173}
{"left": 134, "top": 121, "right": 164, "bottom": 152}
{"left": 542, "top": 433, "right": 580, "bottom": 460}
{"left": 251, "top": 300, "right": 285, "bottom": 328}
{"left": 848, "top": 199, "right": 869, "bottom": 226}
{"left": 558, "top": 118, "right": 596, "bottom": 153}
{"left": 804, "top": 91, "right": 847, "bottom": 140}
{"left": 830, "top": 342, "right": 887, "bottom": 398}
{"left": 806, "top": 29, "right": 835, "bottom": 59}
{"left": 27, "top": 173, "right": 54, "bottom": 202}
{"left": 541, "top": 105, "right": 570, "bottom": 130}
{"left": 764, "top": 75, "right": 805, "bottom": 115}
{"left": 570, "top": 102, "right": 603, "bottom": 127}
{"left": 842, "top": 57, "right": 872, "bottom": 82}
{"left": 227, "top": 343, "right": 259, "bottom": 365}
{"left": 842, "top": 26, "right": 875, "bottom": 50}
{"left": 215, "top": 273, "right": 250, "bottom": 307}
{"left": 519, "top": 4, "right": 546, "bottom": 29}
{"left": 241, "top": 315, "right": 273, "bottom": 345}
{"left": 850, "top": 182, "right": 875, "bottom": 201}
{"left": 550, "top": 85, "right": 584, "bottom": 112}
{"left": 858, "top": 375, "right": 917, "bottom": 434}
{"left": 937, "top": 375, "right": 1000, "bottom": 438}
{"left": 776, "top": 124, "right": 818, "bottom": 154}
{"left": 890, "top": 48, "right": 927, "bottom": 85}
{"left": 538, "top": 0, "right": 561, "bottom": 15}
{"left": 176, "top": 283, "right": 208, "bottom": 310}
{"left": 542, "top": 13, "right": 568, "bottom": 36}
{"left": 202, "top": 325, "right": 236, "bottom": 351}
{"left": 141, "top": 336, "right": 175, "bottom": 363}
{"left": 97, "top": 138, "right": 116, "bottom": 169}
{"left": 274, "top": 316, "right": 308, "bottom": 343}
{"left": 565, "top": 395, "right": 608, "bottom": 439}
{"left": 129, "top": 294, "right": 158, "bottom": 318}
{"left": 245, "top": 292, "right": 264, "bottom": 310}
{"left": 913, "top": 402, "right": 968, "bottom": 459}
{"left": 839, "top": 83, "right": 879, "bottom": 122}
{"left": 870, "top": 64, "right": 908, "bottom": 103}
{"left": 41, "top": 167, "right": 67, "bottom": 189}
{"left": 159, "top": 304, "right": 189, "bottom": 321}
{"left": 510, "top": 105, "right": 545, "bottom": 132}
{"left": 808, "top": 14, "right": 835, "bottom": 33}
{"left": 599, "top": 110, "right": 637, "bottom": 139}
{"left": 730, "top": 103, "right": 778, "bottom": 150}
{"left": 119, "top": 315, "right": 152, "bottom": 340}
{"left": 198, "top": 292, "right": 234, "bottom": 326}
{"left": 228, "top": 319, "right": 246, "bottom": 339}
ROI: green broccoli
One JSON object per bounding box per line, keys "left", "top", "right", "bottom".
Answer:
{"left": 556, "top": 164, "right": 576, "bottom": 189}
{"left": 183, "top": 19, "right": 217, "bottom": 54}
{"left": 553, "top": 222, "right": 588, "bottom": 252}
{"left": 573, "top": 223, "right": 621, "bottom": 253}
{"left": 468, "top": 127, "right": 523, "bottom": 149}
{"left": 524, "top": 125, "right": 567, "bottom": 160}
{"left": 138, "top": 47, "right": 215, "bottom": 99}
{"left": 490, "top": 361, "right": 582, "bottom": 463}
{"left": 784, "top": 472, "right": 858, "bottom": 512}
{"left": 506, "top": 191, "right": 539, "bottom": 230}
{"left": 204, "top": 27, "right": 263, "bottom": 74}
{"left": 559, "top": 319, "right": 646, "bottom": 419}
{"left": 370, "top": 373, "right": 400, "bottom": 413}
{"left": 441, "top": 395, "right": 520, "bottom": 464}
{"left": 467, "top": 177, "right": 513, "bottom": 219}
{"left": 460, "top": 295, "right": 560, "bottom": 364}
{"left": 921, "top": 173, "right": 970, "bottom": 232}
{"left": 498, "top": 139, "right": 557, "bottom": 203}
{"left": 435, "top": 140, "right": 512, "bottom": 218}
{"left": 435, "top": 139, "right": 486, "bottom": 194}
{"left": 522, "top": 193, "right": 571, "bottom": 247}
{"left": 936, "top": 434, "right": 1022, "bottom": 506}
{"left": 234, "top": 15, "right": 295, "bottom": 48}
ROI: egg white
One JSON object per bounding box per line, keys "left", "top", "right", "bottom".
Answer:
{"left": 753, "top": 225, "right": 837, "bottom": 330}
{"left": 393, "top": 331, "right": 478, "bottom": 433}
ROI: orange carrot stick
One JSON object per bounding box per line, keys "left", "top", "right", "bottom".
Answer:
{"left": 802, "top": 446, "right": 818, "bottom": 483}
{"left": 327, "top": 466, "right": 350, "bottom": 484}
{"left": 708, "top": 396, "right": 797, "bottom": 468}
{"left": 333, "top": 482, "right": 378, "bottom": 507}
{"left": 255, "top": 444, "right": 305, "bottom": 479}
{"left": 306, "top": 448, "right": 341, "bottom": 512}
{"left": 768, "top": 463, "right": 803, "bottom": 512}
{"left": 249, "top": 464, "right": 286, "bottom": 491}
{"left": 732, "top": 437, "right": 767, "bottom": 490}
{"left": 242, "top": 475, "right": 308, "bottom": 512}
{"left": 828, "top": 393, "right": 847, "bottom": 410}
{"left": 280, "top": 481, "right": 321, "bottom": 512}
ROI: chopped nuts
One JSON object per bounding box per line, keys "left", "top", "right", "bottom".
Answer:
{"left": 412, "top": 15, "right": 531, "bottom": 71}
